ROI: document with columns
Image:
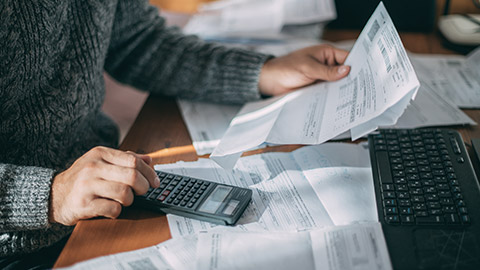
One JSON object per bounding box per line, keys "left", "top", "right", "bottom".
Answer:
{"left": 210, "top": 2, "right": 420, "bottom": 169}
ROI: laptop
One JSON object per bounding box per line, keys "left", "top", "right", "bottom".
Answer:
{"left": 368, "top": 128, "right": 480, "bottom": 270}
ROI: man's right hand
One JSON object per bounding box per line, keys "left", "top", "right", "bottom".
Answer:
{"left": 49, "top": 146, "right": 160, "bottom": 226}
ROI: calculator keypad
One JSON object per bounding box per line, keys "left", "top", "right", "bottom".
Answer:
{"left": 141, "top": 172, "right": 211, "bottom": 209}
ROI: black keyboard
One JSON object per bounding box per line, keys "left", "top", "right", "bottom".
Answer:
{"left": 368, "top": 129, "right": 472, "bottom": 226}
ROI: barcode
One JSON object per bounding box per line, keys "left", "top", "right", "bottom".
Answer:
{"left": 378, "top": 39, "right": 392, "bottom": 73}
{"left": 368, "top": 20, "right": 380, "bottom": 42}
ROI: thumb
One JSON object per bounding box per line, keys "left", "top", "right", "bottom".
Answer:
{"left": 325, "top": 65, "right": 350, "bottom": 81}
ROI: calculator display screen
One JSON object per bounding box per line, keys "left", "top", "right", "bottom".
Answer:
{"left": 198, "top": 186, "right": 232, "bottom": 214}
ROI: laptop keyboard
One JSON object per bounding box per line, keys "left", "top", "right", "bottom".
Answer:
{"left": 369, "top": 129, "right": 471, "bottom": 226}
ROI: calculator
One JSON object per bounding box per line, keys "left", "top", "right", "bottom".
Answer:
{"left": 134, "top": 170, "right": 253, "bottom": 225}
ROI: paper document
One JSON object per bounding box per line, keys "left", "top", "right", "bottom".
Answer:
{"left": 62, "top": 223, "right": 391, "bottom": 270}
{"left": 154, "top": 143, "right": 377, "bottom": 238}
{"left": 183, "top": 0, "right": 336, "bottom": 39}
{"left": 283, "top": 0, "right": 336, "bottom": 25}
{"left": 177, "top": 100, "right": 241, "bottom": 155}
{"left": 210, "top": 2, "right": 420, "bottom": 169}
{"left": 60, "top": 235, "right": 198, "bottom": 270}
{"left": 410, "top": 47, "right": 480, "bottom": 108}
{"left": 196, "top": 223, "right": 392, "bottom": 270}
{"left": 391, "top": 81, "right": 476, "bottom": 128}
{"left": 184, "top": 0, "right": 284, "bottom": 38}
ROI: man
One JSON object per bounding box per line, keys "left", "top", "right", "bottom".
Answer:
{"left": 0, "top": 0, "right": 350, "bottom": 268}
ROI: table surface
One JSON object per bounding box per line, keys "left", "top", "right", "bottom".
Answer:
{"left": 54, "top": 25, "right": 480, "bottom": 269}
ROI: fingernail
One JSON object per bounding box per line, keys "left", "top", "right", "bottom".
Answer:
{"left": 338, "top": 65, "right": 348, "bottom": 75}
{"left": 154, "top": 176, "right": 160, "bottom": 187}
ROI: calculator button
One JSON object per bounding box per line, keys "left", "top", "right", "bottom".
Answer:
{"left": 157, "top": 195, "right": 166, "bottom": 201}
{"left": 173, "top": 200, "right": 180, "bottom": 205}
{"left": 180, "top": 201, "right": 187, "bottom": 207}
{"left": 187, "top": 202, "right": 194, "bottom": 208}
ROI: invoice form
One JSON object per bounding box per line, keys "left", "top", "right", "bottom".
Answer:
{"left": 210, "top": 2, "right": 420, "bottom": 169}
{"left": 154, "top": 143, "right": 377, "bottom": 238}
{"left": 61, "top": 235, "right": 198, "bottom": 270}
{"left": 410, "top": 47, "right": 480, "bottom": 108}
{"left": 196, "top": 223, "right": 392, "bottom": 270}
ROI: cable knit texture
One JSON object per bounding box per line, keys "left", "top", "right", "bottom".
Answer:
{"left": 0, "top": 0, "right": 269, "bottom": 256}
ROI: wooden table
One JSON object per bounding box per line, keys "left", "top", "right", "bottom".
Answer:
{"left": 54, "top": 26, "right": 480, "bottom": 268}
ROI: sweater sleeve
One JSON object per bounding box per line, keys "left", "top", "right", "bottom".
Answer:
{"left": 104, "top": 0, "right": 271, "bottom": 104}
{"left": 0, "top": 164, "right": 54, "bottom": 232}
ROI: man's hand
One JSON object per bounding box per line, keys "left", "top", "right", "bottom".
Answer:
{"left": 49, "top": 146, "right": 159, "bottom": 226}
{"left": 258, "top": 44, "right": 350, "bottom": 96}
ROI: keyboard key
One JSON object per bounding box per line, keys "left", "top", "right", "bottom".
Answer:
{"left": 401, "top": 215, "right": 415, "bottom": 223}
{"left": 417, "top": 216, "right": 444, "bottom": 224}
{"left": 445, "top": 213, "right": 460, "bottom": 224}
{"left": 384, "top": 199, "right": 396, "bottom": 206}
{"left": 385, "top": 207, "right": 398, "bottom": 215}
{"left": 385, "top": 215, "right": 400, "bottom": 224}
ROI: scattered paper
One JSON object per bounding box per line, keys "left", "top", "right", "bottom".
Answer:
{"left": 60, "top": 223, "right": 392, "bottom": 270}
{"left": 196, "top": 223, "right": 392, "bottom": 270}
{"left": 410, "top": 47, "right": 480, "bottom": 108}
{"left": 154, "top": 142, "right": 377, "bottom": 238}
{"left": 177, "top": 99, "right": 241, "bottom": 155}
{"left": 60, "top": 235, "right": 198, "bottom": 270}
{"left": 210, "top": 3, "right": 420, "bottom": 169}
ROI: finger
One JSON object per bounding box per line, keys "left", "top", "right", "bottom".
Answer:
{"left": 132, "top": 153, "right": 152, "bottom": 166}
{"left": 94, "top": 147, "right": 159, "bottom": 188}
{"left": 91, "top": 180, "right": 135, "bottom": 206}
{"left": 86, "top": 199, "right": 123, "bottom": 219}
{"left": 95, "top": 162, "right": 150, "bottom": 195}
{"left": 311, "top": 46, "right": 349, "bottom": 66}
{"left": 302, "top": 56, "right": 350, "bottom": 81}
{"left": 332, "top": 47, "right": 349, "bottom": 65}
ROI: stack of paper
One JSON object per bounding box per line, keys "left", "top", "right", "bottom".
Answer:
{"left": 183, "top": 0, "right": 336, "bottom": 41}
{"left": 208, "top": 3, "right": 420, "bottom": 169}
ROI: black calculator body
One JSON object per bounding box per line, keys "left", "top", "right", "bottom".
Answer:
{"left": 134, "top": 170, "right": 253, "bottom": 225}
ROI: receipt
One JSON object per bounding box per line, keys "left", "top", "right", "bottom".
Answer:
{"left": 211, "top": 2, "right": 420, "bottom": 169}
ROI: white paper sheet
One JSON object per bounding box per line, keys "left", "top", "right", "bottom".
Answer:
{"left": 391, "top": 81, "right": 476, "bottom": 128}
{"left": 410, "top": 47, "right": 480, "bottom": 108}
{"left": 155, "top": 143, "right": 377, "bottom": 238}
{"left": 183, "top": 0, "right": 284, "bottom": 37}
{"left": 177, "top": 100, "right": 241, "bottom": 155}
{"left": 283, "top": 0, "right": 336, "bottom": 25}
{"left": 184, "top": 0, "right": 336, "bottom": 39}
{"left": 196, "top": 223, "right": 392, "bottom": 270}
{"left": 210, "top": 2, "right": 420, "bottom": 169}
{"left": 60, "top": 236, "right": 197, "bottom": 270}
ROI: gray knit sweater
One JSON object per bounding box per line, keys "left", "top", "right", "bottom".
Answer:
{"left": 0, "top": 0, "right": 269, "bottom": 256}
